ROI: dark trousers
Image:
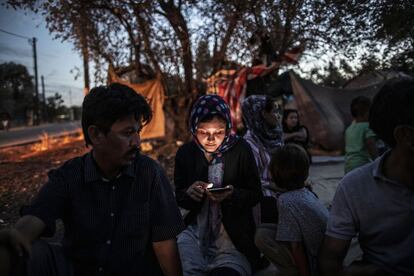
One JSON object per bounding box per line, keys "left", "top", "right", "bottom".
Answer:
{"left": 12, "top": 240, "right": 73, "bottom": 276}
{"left": 260, "top": 196, "right": 278, "bottom": 224}
{"left": 255, "top": 223, "right": 299, "bottom": 276}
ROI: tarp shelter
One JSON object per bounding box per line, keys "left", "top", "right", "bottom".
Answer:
{"left": 289, "top": 71, "right": 385, "bottom": 151}
{"left": 108, "top": 67, "right": 166, "bottom": 140}
{"left": 207, "top": 67, "right": 397, "bottom": 151}
{"left": 205, "top": 66, "right": 269, "bottom": 130}
{"left": 344, "top": 70, "right": 412, "bottom": 89}
{"left": 205, "top": 49, "right": 303, "bottom": 131}
{"left": 246, "top": 70, "right": 293, "bottom": 98}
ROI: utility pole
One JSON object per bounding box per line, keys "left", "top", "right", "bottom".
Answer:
{"left": 68, "top": 89, "right": 74, "bottom": 120}
{"left": 31, "top": 37, "right": 40, "bottom": 125}
{"left": 69, "top": 89, "right": 73, "bottom": 107}
{"left": 41, "top": 75, "right": 47, "bottom": 122}
{"left": 0, "top": 29, "right": 41, "bottom": 126}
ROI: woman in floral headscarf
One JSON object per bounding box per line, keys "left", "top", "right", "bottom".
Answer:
{"left": 242, "top": 95, "right": 284, "bottom": 225}
{"left": 174, "top": 95, "right": 263, "bottom": 276}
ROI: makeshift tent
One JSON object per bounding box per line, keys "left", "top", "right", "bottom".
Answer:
{"left": 289, "top": 71, "right": 385, "bottom": 151}
{"left": 253, "top": 71, "right": 412, "bottom": 151}
{"left": 205, "top": 69, "right": 236, "bottom": 94}
{"left": 344, "top": 70, "right": 412, "bottom": 89}
{"left": 246, "top": 70, "right": 293, "bottom": 98}
{"left": 205, "top": 48, "right": 303, "bottom": 131}
{"left": 205, "top": 66, "right": 268, "bottom": 130}
{"left": 207, "top": 66, "right": 403, "bottom": 151}
{"left": 108, "top": 67, "right": 166, "bottom": 140}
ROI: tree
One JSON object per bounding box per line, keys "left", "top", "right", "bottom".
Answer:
{"left": 328, "top": 0, "right": 414, "bottom": 72}
{"left": 195, "top": 39, "right": 211, "bottom": 82}
{"left": 9, "top": 0, "right": 414, "bottom": 87}
{"left": 308, "top": 61, "right": 353, "bottom": 88}
{"left": 45, "top": 93, "right": 66, "bottom": 121}
{"left": 0, "top": 62, "right": 34, "bottom": 124}
{"left": 8, "top": 0, "right": 413, "bottom": 137}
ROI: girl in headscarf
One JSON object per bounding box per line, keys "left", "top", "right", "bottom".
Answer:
{"left": 242, "top": 95, "right": 284, "bottom": 224}
{"left": 174, "top": 95, "right": 263, "bottom": 276}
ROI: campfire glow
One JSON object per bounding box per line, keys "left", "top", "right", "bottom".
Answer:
{"left": 22, "top": 131, "right": 84, "bottom": 159}
{"left": 30, "top": 132, "right": 50, "bottom": 152}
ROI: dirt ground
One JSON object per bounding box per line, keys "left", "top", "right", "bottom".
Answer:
{"left": 0, "top": 135, "right": 179, "bottom": 228}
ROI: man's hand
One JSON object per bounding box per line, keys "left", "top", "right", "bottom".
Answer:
{"left": 186, "top": 181, "right": 208, "bottom": 202}
{"left": 0, "top": 215, "right": 45, "bottom": 275}
{"left": 0, "top": 228, "right": 31, "bottom": 257}
{"left": 0, "top": 227, "right": 32, "bottom": 276}
{"left": 205, "top": 185, "right": 233, "bottom": 203}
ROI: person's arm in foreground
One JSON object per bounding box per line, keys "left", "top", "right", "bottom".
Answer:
{"left": 319, "top": 236, "right": 386, "bottom": 276}
{"left": 0, "top": 215, "right": 45, "bottom": 275}
{"left": 291, "top": 241, "right": 310, "bottom": 276}
{"left": 153, "top": 239, "right": 182, "bottom": 276}
{"left": 319, "top": 236, "right": 350, "bottom": 276}
{"left": 150, "top": 163, "right": 186, "bottom": 276}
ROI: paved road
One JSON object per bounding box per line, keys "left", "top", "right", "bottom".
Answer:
{"left": 0, "top": 121, "right": 82, "bottom": 148}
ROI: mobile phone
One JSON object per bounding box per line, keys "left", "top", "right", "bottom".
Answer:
{"left": 207, "top": 186, "right": 232, "bottom": 193}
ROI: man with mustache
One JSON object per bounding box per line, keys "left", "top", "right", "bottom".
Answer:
{"left": 0, "top": 83, "right": 185, "bottom": 276}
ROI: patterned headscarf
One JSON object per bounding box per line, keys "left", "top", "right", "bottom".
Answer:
{"left": 242, "top": 95, "right": 283, "bottom": 151}
{"left": 189, "top": 95, "right": 239, "bottom": 162}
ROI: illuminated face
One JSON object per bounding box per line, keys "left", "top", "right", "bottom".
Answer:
{"left": 100, "top": 114, "right": 142, "bottom": 168}
{"left": 195, "top": 116, "right": 227, "bottom": 153}
{"left": 286, "top": 112, "right": 299, "bottom": 129}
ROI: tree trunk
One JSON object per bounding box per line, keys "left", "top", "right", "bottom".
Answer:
{"left": 135, "top": 8, "right": 163, "bottom": 77}
{"left": 211, "top": 13, "right": 239, "bottom": 72}
{"left": 79, "top": 9, "right": 90, "bottom": 95}
{"left": 158, "top": 0, "right": 195, "bottom": 96}
{"left": 82, "top": 44, "right": 90, "bottom": 95}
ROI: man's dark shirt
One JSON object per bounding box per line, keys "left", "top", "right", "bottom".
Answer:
{"left": 21, "top": 151, "right": 185, "bottom": 276}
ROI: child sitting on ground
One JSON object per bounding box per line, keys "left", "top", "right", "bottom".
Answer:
{"left": 344, "top": 96, "right": 378, "bottom": 173}
{"left": 255, "top": 144, "right": 328, "bottom": 276}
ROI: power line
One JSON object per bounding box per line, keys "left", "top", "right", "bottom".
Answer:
{"left": 0, "top": 27, "right": 40, "bottom": 124}
{"left": 0, "top": 28, "right": 31, "bottom": 40}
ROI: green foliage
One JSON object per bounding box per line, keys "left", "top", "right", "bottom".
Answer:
{"left": 0, "top": 62, "right": 34, "bottom": 123}
{"left": 45, "top": 93, "right": 67, "bottom": 122}
{"left": 330, "top": 0, "right": 414, "bottom": 73}
{"left": 195, "top": 39, "right": 211, "bottom": 81}
{"left": 313, "top": 62, "right": 352, "bottom": 87}
{"left": 0, "top": 62, "right": 73, "bottom": 125}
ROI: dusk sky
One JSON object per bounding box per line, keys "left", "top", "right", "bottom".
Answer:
{"left": 0, "top": 5, "right": 84, "bottom": 106}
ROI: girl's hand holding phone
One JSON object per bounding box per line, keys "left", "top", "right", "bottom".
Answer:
{"left": 186, "top": 181, "right": 209, "bottom": 202}
{"left": 206, "top": 185, "right": 233, "bottom": 202}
